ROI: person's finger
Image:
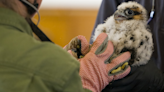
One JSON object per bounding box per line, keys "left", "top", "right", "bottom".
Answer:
{"left": 63, "top": 37, "right": 79, "bottom": 51}
{"left": 110, "top": 52, "right": 131, "bottom": 67}
{"left": 91, "top": 33, "right": 109, "bottom": 54}
{"left": 110, "top": 70, "right": 139, "bottom": 87}
{"left": 106, "top": 52, "right": 131, "bottom": 78}
{"left": 91, "top": 33, "right": 114, "bottom": 62}
{"left": 97, "top": 40, "right": 114, "bottom": 62}
{"left": 77, "top": 35, "right": 90, "bottom": 55}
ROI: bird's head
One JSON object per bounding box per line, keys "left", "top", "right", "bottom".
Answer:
{"left": 114, "top": 1, "right": 147, "bottom": 23}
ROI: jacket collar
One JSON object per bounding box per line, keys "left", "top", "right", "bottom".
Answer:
{"left": 0, "top": 7, "right": 33, "bottom": 36}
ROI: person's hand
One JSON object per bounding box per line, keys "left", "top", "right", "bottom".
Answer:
{"left": 79, "top": 33, "right": 131, "bottom": 92}
{"left": 102, "top": 58, "right": 164, "bottom": 92}
{"left": 63, "top": 35, "right": 90, "bottom": 59}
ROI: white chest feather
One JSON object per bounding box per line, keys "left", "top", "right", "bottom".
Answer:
{"left": 92, "top": 16, "right": 154, "bottom": 66}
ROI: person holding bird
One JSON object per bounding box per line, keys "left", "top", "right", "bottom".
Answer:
{"left": 0, "top": 0, "right": 131, "bottom": 92}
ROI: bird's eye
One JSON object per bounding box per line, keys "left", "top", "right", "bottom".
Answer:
{"left": 125, "top": 9, "right": 134, "bottom": 15}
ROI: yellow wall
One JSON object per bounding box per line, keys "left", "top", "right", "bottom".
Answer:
{"left": 33, "top": 9, "right": 98, "bottom": 47}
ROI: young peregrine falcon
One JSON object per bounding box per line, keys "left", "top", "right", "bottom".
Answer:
{"left": 92, "top": 1, "right": 154, "bottom": 66}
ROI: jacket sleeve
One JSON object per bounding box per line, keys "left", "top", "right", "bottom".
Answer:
{"left": 22, "top": 42, "right": 93, "bottom": 92}
{"left": 61, "top": 66, "right": 92, "bottom": 92}
{"left": 0, "top": 28, "right": 92, "bottom": 92}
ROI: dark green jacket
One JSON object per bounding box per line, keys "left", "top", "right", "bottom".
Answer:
{"left": 0, "top": 7, "right": 91, "bottom": 92}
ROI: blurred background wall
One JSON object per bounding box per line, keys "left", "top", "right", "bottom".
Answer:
{"left": 33, "top": 0, "right": 102, "bottom": 47}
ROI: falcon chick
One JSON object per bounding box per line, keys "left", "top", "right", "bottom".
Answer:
{"left": 92, "top": 1, "right": 154, "bottom": 66}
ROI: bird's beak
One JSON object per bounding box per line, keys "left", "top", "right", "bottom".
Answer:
{"left": 114, "top": 10, "right": 127, "bottom": 22}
